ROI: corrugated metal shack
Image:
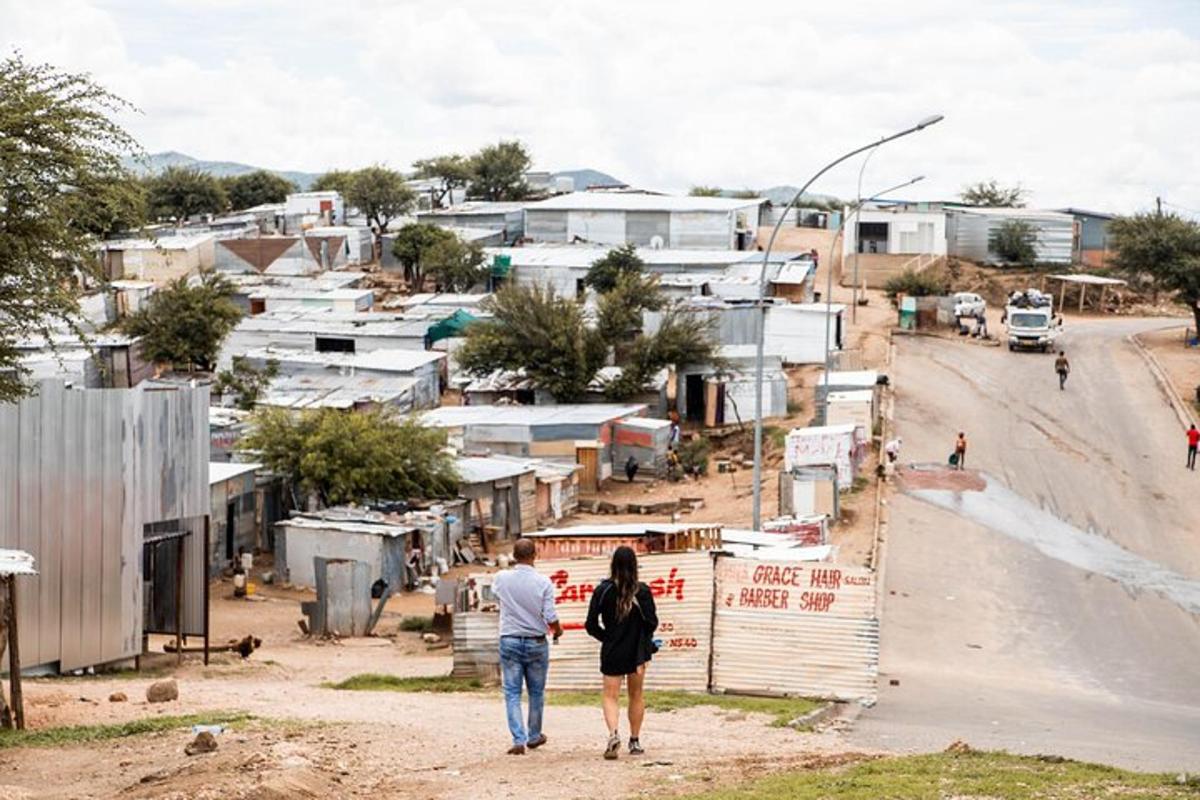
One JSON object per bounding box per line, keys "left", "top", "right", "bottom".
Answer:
{"left": 0, "top": 381, "right": 210, "bottom": 673}
{"left": 16, "top": 333, "right": 152, "bottom": 390}
{"left": 814, "top": 370, "right": 880, "bottom": 425}
{"left": 257, "top": 372, "right": 420, "bottom": 412}
{"left": 780, "top": 466, "right": 840, "bottom": 519}
{"left": 209, "top": 462, "right": 260, "bottom": 575}
{"left": 947, "top": 207, "right": 1074, "bottom": 265}
{"left": 236, "top": 348, "right": 446, "bottom": 411}
{"left": 524, "top": 523, "right": 722, "bottom": 560}
{"left": 461, "top": 367, "right": 668, "bottom": 418}
{"left": 784, "top": 424, "right": 866, "bottom": 490}
{"left": 455, "top": 457, "right": 538, "bottom": 539}
{"left": 523, "top": 193, "right": 764, "bottom": 250}
{"left": 612, "top": 417, "right": 672, "bottom": 477}
{"left": 220, "top": 309, "right": 439, "bottom": 369}
{"left": 484, "top": 455, "right": 581, "bottom": 524}
{"left": 645, "top": 300, "right": 842, "bottom": 366}
{"left": 421, "top": 404, "right": 647, "bottom": 481}
{"left": 416, "top": 202, "right": 528, "bottom": 244}
{"left": 275, "top": 512, "right": 413, "bottom": 590}
{"left": 676, "top": 347, "right": 789, "bottom": 427}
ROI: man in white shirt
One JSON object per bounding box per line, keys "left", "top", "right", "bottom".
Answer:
{"left": 491, "top": 538, "right": 563, "bottom": 754}
{"left": 884, "top": 437, "right": 902, "bottom": 463}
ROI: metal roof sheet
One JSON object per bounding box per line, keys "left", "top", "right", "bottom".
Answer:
{"left": 209, "top": 461, "right": 262, "bottom": 485}
{"left": 278, "top": 515, "right": 414, "bottom": 537}
{"left": 237, "top": 347, "right": 445, "bottom": 373}
{"left": 455, "top": 456, "right": 537, "bottom": 484}
{"left": 421, "top": 404, "right": 646, "bottom": 428}
{"left": 527, "top": 522, "right": 709, "bottom": 538}
{"left": 1047, "top": 273, "right": 1127, "bottom": 286}
{"left": 0, "top": 549, "right": 37, "bottom": 576}
{"left": 486, "top": 245, "right": 794, "bottom": 269}
{"left": 526, "top": 192, "right": 764, "bottom": 212}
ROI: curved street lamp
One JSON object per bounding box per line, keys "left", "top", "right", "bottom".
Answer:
{"left": 750, "top": 115, "right": 943, "bottom": 530}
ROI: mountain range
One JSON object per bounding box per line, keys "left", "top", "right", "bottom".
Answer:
{"left": 123, "top": 151, "right": 623, "bottom": 193}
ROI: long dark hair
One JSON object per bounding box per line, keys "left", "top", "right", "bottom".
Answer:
{"left": 610, "top": 546, "right": 639, "bottom": 620}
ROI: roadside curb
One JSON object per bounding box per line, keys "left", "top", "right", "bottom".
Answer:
{"left": 1129, "top": 330, "right": 1195, "bottom": 430}
{"left": 787, "top": 701, "right": 838, "bottom": 731}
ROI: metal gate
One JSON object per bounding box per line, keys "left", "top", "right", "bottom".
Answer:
{"left": 711, "top": 556, "right": 877, "bottom": 702}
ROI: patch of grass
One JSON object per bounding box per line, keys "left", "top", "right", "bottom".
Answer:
{"left": 679, "top": 750, "right": 1198, "bottom": 799}
{"left": 398, "top": 615, "right": 434, "bottom": 633}
{"left": 764, "top": 425, "right": 788, "bottom": 449}
{"left": 323, "top": 673, "right": 484, "bottom": 693}
{"left": 0, "top": 712, "right": 252, "bottom": 750}
{"left": 546, "top": 690, "right": 821, "bottom": 728}
{"left": 849, "top": 476, "right": 870, "bottom": 494}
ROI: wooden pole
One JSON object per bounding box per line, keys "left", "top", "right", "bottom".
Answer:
{"left": 203, "top": 516, "right": 211, "bottom": 667}
{"left": 1079, "top": 283, "right": 1086, "bottom": 313}
{"left": 174, "top": 538, "right": 184, "bottom": 667}
{"left": 7, "top": 577, "right": 25, "bottom": 730}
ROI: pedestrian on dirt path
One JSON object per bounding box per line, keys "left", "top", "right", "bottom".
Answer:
{"left": 585, "top": 546, "right": 659, "bottom": 761}
{"left": 624, "top": 455, "right": 639, "bottom": 483}
{"left": 1055, "top": 351, "right": 1071, "bottom": 391}
{"left": 1187, "top": 424, "right": 1200, "bottom": 470}
{"left": 954, "top": 432, "right": 967, "bottom": 470}
{"left": 492, "top": 538, "right": 563, "bottom": 755}
{"left": 885, "top": 437, "right": 902, "bottom": 463}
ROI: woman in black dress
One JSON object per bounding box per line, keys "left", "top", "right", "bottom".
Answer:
{"left": 585, "top": 546, "right": 658, "bottom": 759}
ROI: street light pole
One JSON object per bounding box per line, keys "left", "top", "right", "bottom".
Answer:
{"left": 849, "top": 147, "right": 879, "bottom": 324}
{"left": 750, "top": 115, "right": 942, "bottom": 530}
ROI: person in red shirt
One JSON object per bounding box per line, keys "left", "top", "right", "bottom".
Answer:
{"left": 1187, "top": 424, "right": 1199, "bottom": 470}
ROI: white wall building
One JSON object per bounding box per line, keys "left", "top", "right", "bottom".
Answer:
{"left": 842, "top": 207, "right": 947, "bottom": 257}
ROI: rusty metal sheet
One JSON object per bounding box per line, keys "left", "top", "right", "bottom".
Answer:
{"left": 711, "top": 556, "right": 878, "bottom": 702}
{"left": 538, "top": 551, "right": 715, "bottom": 691}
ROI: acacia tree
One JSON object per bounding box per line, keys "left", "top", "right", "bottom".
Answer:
{"left": 223, "top": 170, "right": 295, "bottom": 209}
{"left": 144, "top": 166, "right": 228, "bottom": 220}
{"left": 0, "top": 55, "right": 143, "bottom": 401}
{"left": 310, "top": 169, "right": 355, "bottom": 194}
{"left": 214, "top": 357, "right": 279, "bottom": 410}
{"left": 412, "top": 154, "right": 472, "bottom": 208}
{"left": 345, "top": 166, "right": 416, "bottom": 235}
{"left": 990, "top": 219, "right": 1038, "bottom": 264}
{"left": 241, "top": 407, "right": 459, "bottom": 506}
{"left": 391, "top": 223, "right": 455, "bottom": 291}
{"left": 1110, "top": 212, "right": 1200, "bottom": 331}
{"left": 469, "top": 140, "right": 531, "bottom": 201}
{"left": 423, "top": 236, "right": 487, "bottom": 292}
{"left": 583, "top": 244, "right": 645, "bottom": 293}
{"left": 122, "top": 272, "right": 243, "bottom": 371}
{"left": 959, "top": 180, "right": 1026, "bottom": 208}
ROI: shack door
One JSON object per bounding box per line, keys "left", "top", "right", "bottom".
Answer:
{"left": 685, "top": 374, "right": 705, "bottom": 422}
{"left": 575, "top": 445, "right": 599, "bottom": 493}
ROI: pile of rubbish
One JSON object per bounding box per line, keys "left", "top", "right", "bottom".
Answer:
{"left": 1008, "top": 288, "right": 1052, "bottom": 309}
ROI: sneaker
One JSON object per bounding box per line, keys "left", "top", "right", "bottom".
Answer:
{"left": 507, "top": 744, "right": 526, "bottom": 755}
{"left": 628, "top": 737, "right": 644, "bottom": 756}
{"left": 603, "top": 732, "right": 621, "bottom": 760}
{"left": 527, "top": 734, "right": 548, "bottom": 750}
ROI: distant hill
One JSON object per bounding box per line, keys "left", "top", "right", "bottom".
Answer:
{"left": 126, "top": 152, "right": 624, "bottom": 195}
{"left": 123, "top": 151, "right": 322, "bottom": 190}
{"left": 553, "top": 168, "right": 624, "bottom": 190}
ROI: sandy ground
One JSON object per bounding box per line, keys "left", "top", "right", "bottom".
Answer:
{"left": 0, "top": 581, "right": 864, "bottom": 800}
{"left": 1136, "top": 323, "right": 1200, "bottom": 421}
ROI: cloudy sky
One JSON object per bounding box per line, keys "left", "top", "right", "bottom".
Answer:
{"left": 5, "top": 0, "right": 1200, "bottom": 213}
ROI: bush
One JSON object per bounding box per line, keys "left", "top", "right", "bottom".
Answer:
{"left": 677, "top": 436, "right": 711, "bottom": 476}
{"left": 883, "top": 269, "right": 951, "bottom": 307}
{"left": 990, "top": 219, "right": 1038, "bottom": 264}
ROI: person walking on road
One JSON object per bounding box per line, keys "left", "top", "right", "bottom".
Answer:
{"left": 954, "top": 431, "right": 967, "bottom": 470}
{"left": 1188, "top": 424, "right": 1200, "bottom": 470}
{"left": 492, "top": 538, "right": 563, "bottom": 755}
{"left": 586, "top": 546, "right": 659, "bottom": 760}
{"left": 1055, "top": 351, "right": 1070, "bottom": 391}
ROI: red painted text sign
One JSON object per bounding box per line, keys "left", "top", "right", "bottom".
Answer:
{"left": 715, "top": 558, "right": 874, "bottom": 619}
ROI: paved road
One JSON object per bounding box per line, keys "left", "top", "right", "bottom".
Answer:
{"left": 850, "top": 318, "right": 1200, "bottom": 772}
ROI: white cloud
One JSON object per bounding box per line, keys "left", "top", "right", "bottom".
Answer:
{"left": 3, "top": 0, "right": 1199, "bottom": 212}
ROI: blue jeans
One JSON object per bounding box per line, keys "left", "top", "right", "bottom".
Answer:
{"left": 499, "top": 636, "right": 549, "bottom": 746}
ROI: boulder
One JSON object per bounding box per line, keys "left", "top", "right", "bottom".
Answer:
{"left": 145, "top": 679, "right": 178, "bottom": 704}
{"left": 108, "top": 691, "right": 127, "bottom": 703}
{"left": 185, "top": 731, "right": 218, "bottom": 756}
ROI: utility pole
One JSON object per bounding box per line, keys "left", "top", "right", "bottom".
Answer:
{"left": 1157, "top": 196, "right": 1163, "bottom": 216}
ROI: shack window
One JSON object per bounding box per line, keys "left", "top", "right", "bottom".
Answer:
{"left": 857, "top": 222, "right": 889, "bottom": 253}
{"left": 315, "top": 336, "right": 355, "bottom": 353}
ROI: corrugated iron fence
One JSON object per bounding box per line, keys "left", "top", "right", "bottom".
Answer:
{"left": 453, "top": 552, "right": 878, "bottom": 702}
{"left": 711, "top": 557, "right": 878, "bottom": 702}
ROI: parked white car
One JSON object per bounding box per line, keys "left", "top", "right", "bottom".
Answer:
{"left": 953, "top": 292, "right": 987, "bottom": 318}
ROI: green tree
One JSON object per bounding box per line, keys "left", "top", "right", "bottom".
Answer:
{"left": 391, "top": 223, "right": 455, "bottom": 291}
{"left": 602, "top": 307, "right": 718, "bottom": 401}
{"left": 223, "top": 169, "right": 295, "bottom": 210}
{"left": 413, "top": 154, "right": 472, "bottom": 208}
{"left": 0, "top": 55, "right": 142, "bottom": 401}
{"left": 241, "top": 407, "right": 459, "bottom": 506}
{"left": 214, "top": 356, "right": 279, "bottom": 411}
{"left": 990, "top": 219, "right": 1038, "bottom": 264}
{"left": 423, "top": 236, "right": 487, "bottom": 292}
{"left": 469, "top": 140, "right": 531, "bottom": 201}
{"left": 121, "top": 272, "right": 243, "bottom": 371}
{"left": 882, "top": 268, "right": 952, "bottom": 307}
{"left": 583, "top": 244, "right": 645, "bottom": 294}
{"left": 144, "top": 165, "right": 228, "bottom": 221}
{"left": 1110, "top": 212, "right": 1200, "bottom": 331}
{"left": 310, "top": 169, "right": 355, "bottom": 194}
{"left": 689, "top": 186, "right": 723, "bottom": 197}
{"left": 457, "top": 285, "right": 608, "bottom": 401}
{"left": 345, "top": 165, "right": 416, "bottom": 235}
{"left": 959, "top": 180, "right": 1026, "bottom": 208}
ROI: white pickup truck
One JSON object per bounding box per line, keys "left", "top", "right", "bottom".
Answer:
{"left": 1003, "top": 289, "right": 1061, "bottom": 352}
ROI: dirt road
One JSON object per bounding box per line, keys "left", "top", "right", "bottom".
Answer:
{"left": 850, "top": 318, "right": 1200, "bottom": 771}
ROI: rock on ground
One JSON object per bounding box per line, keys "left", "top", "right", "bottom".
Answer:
{"left": 145, "top": 679, "right": 178, "bottom": 704}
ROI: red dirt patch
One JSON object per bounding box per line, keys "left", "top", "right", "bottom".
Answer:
{"left": 897, "top": 465, "right": 987, "bottom": 492}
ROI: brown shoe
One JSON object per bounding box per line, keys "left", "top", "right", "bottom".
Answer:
{"left": 527, "top": 734, "right": 548, "bottom": 750}
{"left": 507, "top": 745, "right": 526, "bottom": 755}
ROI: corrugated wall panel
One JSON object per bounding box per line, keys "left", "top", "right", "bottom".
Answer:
{"left": 79, "top": 391, "right": 104, "bottom": 668}
{"left": 100, "top": 390, "right": 125, "bottom": 664}
{"left": 538, "top": 551, "right": 714, "bottom": 691}
{"left": 711, "top": 556, "right": 878, "bottom": 702}
{"left": 16, "top": 395, "right": 40, "bottom": 664}
{"left": 58, "top": 388, "right": 85, "bottom": 670}
{"left": 669, "top": 211, "right": 733, "bottom": 249}
{"left": 566, "top": 211, "right": 625, "bottom": 246}
{"left": 524, "top": 210, "right": 568, "bottom": 243}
